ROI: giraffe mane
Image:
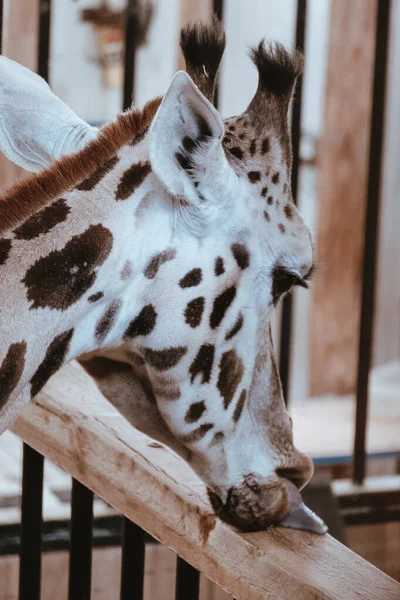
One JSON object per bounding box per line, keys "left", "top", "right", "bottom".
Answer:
{"left": 0, "top": 96, "right": 162, "bottom": 236}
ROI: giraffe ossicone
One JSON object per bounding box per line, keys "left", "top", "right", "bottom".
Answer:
{"left": 0, "top": 19, "right": 326, "bottom": 534}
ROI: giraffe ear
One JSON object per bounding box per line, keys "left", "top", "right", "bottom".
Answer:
{"left": 0, "top": 56, "right": 97, "bottom": 172}
{"left": 149, "top": 71, "right": 230, "bottom": 206}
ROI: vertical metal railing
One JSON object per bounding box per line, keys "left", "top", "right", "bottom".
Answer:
{"left": 279, "top": 0, "right": 308, "bottom": 404}
{"left": 175, "top": 557, "right": 200, "bottom": 600}
{"left": 119, "top": 4, "right": 148, "bottom": 599}
{"left": 120, "top": 518, "right": 145, "bottom": 600}
{"left": 38, "top": 0, "right": 52, "bottom": 82}
{"left": 213, "top": 0, "right": 224, "bottom": 110}
{"left": 18, "top": 2, "right": 52, "bottom": 598}
{"left": 123, "top": 0, "right": 139, "bottom": 111}
{"left": 353, "top": 0, "right": 391, "bottom": 484}
{"left": 19, "top": 444, "right": 44, "bottom": 600}
{"left": 68, "top": 479, "right": 94, "bottom": 600}
{"left": 0, "top": 0, "right": 3, "bottom": 54}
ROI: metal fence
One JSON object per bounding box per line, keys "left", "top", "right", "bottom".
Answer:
{"left": 0, "top": 0, "right": 396, "bottom": 598}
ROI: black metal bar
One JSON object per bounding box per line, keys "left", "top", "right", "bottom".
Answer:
{"left": 123, "top": 0, "right": 138, "bottom": 110}
{"left": 279, "top": 0, "right": 307, "bottom": 404}
{"left": 18, "top": 3, "right": 52, "bottom": 594}
{"left": 120, "top": 517, "right": 145, "bottom": 600}
{"left": 19, "top": 444, "right": 44, "bottom": 600}
{"left": 175, "top": 557, "right": 200, "bottom": 600}
{"left": 0, "top": 0, "right": 3, "bottom": 54}
{"left": 38, "top": 0, "right": 52, "bottom": 81}
{"left": 68, "top": 479, "right": 94, "bottom": 600}
{"left": 353, "top": 0, "right": 391, "bottom": 485}
{"left": 213, "top": 0, "right": 224, "bottom": 21}
{"left": 212, "top": 0, "right": 224, "bottom": 109}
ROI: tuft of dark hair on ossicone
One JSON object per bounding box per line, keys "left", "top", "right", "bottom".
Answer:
{"left": 250, "top": 41, "right": 304, "bottom": 98}
{"left": 180, "top": 15, "right": 226, "bottom": 103}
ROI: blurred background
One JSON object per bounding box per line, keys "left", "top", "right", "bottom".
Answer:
{"left": 0, "top": 0, "right": 399, "bottom": 597}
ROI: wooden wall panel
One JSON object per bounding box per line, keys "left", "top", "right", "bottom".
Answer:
{"left": 310, "top": 0, "right": 378, "bottom": 395}
{"left": 0, "top": 0, "right": 39, "bottom": 195}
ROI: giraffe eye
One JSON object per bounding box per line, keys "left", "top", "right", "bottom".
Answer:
{"left": 271, "top": 267, "right": 309, "bottom": 305}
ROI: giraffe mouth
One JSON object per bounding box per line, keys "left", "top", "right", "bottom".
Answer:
{"left": 207, "top": 475, "right": 289, "bottom": 532}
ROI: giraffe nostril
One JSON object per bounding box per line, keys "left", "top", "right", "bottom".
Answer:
{"left": 276, "top": 453, "right": 314, "bottom": 490}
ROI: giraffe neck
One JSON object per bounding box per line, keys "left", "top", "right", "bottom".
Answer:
{"left": 0, "top": 135, "right": 163, "bottom": 431}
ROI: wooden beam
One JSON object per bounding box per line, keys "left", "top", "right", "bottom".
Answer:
{"left": 12, "top": 362, "right": 400, "bottom": 600}
{"left": 310, "top": 0, "right": 378, "bottom": 395}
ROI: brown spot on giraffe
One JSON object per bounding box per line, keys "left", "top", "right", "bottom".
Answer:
{"left": 261, "top": 138, "right": 270, "bottom": 154}
{"left": 189, "top": 344, "right": 215, "bottom": 384}
{"left": 229, "top": 147, "right": 244, "bottom": 160}
{"left": 124, "top": 305, "right": 157, "bottom": 339}
{"left": 249, "top": 139, "right": 257, "bottom": 156}
{"left": 120, "top": 260, "right": 133, "bottom": 281}
{"left": 210, "top": 286, "right": 236, "bottom": 329}
{"left": 13, "top": 198, "right": 70, "bottom": 240}
{"left": 179, "top": 268, "right": 202, "bottom": 288}
{"left": 0, "top": 342, "right": 27, "bottom": 411}
{"left": 225, "top": 313, "right": 244, "bottom": 341}
{"left": 185, "top": 400, "right": 206, "bottom": 423}
{"left": 263, "top": 210, "right": 270, "bottom": 222}
{"left": 233, "top": 389, "right": 247, "bottom": 423}
{"left": 88, "top": 291, "right": 104, "bottom": 303}
{"left": 0, "top": 239, "right": 12, "bottom": 267}
{"left": 115, "top": 161, "right": 152, "bottom": 201}
{"left": 30, "top": 329, "right": 74, "bottom": 398}
{"left": 261, "top": 186, "right": 268, "bottom": 197}
{"left": 22, "top": 224, "right": 113, "bottom": 310}
{"left": 185, "top": 297, "right": 205, "bottom": 328}
{"left": 144, "top": 249, "right": 176, "bottom": 279}
{"left": 76, "top": 156, "right": 119, "bottom": 191}
{"left": 272, "top": 172, "right": 280, "bottom": 185}
{"left": 180, "top": 422, "right": 214, "bottom": 444}
{"left": 217, "top": 349, "right": 244, "bottom": 409}
{"left": 214, "top": 256, "right": 224, "bottom": 276}
{"left": 278, "top": 223, "right": 286, "bottom": 234}
{"left": 284, "top": 203, "right": 294, "bottom": 220}
{"left": 140, "top": 346, "right": 187, "bottom": 371}
{"left": 267, "top": 196, "right": 273, "bottom": 205}
{"left": 248, "top": 171, "right": 261, "bottom": 183}
{"left": 95, "top": 300, "right": 122, "bottom": 343}
{"left": 231, "top": 243, "right": 250, "bottom": 270}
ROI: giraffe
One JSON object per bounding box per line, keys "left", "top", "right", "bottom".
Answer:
{"left": 0, "top": 20, "right": 326, "bottom": 534}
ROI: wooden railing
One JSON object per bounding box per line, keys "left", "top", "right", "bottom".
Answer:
{"left": 12, "top": 362, "right": 400, "bottom": 600}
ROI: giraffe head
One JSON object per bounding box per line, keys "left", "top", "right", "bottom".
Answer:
{"left": 0, "top": 20, "right": 325, "bottom": 533}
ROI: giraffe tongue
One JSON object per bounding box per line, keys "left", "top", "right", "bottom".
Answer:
{"left": 278, "top": 480, "right": 328, "bottom": 535}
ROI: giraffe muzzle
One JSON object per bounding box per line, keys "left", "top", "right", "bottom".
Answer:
{"left": 207, "top": 471, "right": 327, "bottom": 534}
